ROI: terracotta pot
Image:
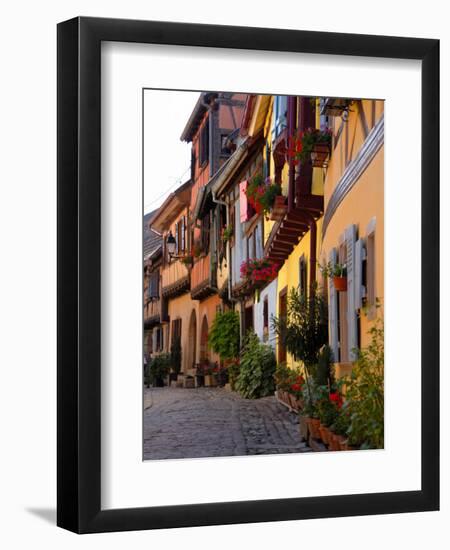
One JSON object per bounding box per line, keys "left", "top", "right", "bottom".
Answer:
{"left": 308, "top": 418, "right": 321, "bottom": 439}
{"left": 299, "top": 415, "right": 309, "bottom": 440}
{"left": 311, "top": 143, "right": 330, "bottom": 167}
{"left": 288, "top": 393, "right": 299, "bottom": 411}
{"left": 328, "top": 433, "right": 341, "bottom": 451}
{"left": 333, "top": 276, "right": 347, "bottom": 292}
{"left": 319, "top": 425, "right": 331, "bottom": 445}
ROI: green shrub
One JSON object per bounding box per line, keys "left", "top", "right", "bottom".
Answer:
{"left": 235, "top": 332, "right": 276, "bottom": 399}
{"left": 272, "top": 285, "right": 328, "bottom": 374}
{"left": 208, "top": 310, "right": 240, "bottom": 362}
{"left": 344, "top": 318, "right": 384, "bottom": 449}
{"left": 145, "top": 353, "right": 171, "bottom": 387}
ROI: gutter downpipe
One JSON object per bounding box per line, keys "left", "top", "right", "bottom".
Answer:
{"left": 287, "top": 96, "right": 297, "bottom": 213}
{"left": 212, "top": 191, "right": 235, "bottom": 303}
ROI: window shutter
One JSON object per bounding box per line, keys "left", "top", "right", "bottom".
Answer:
{"left": 181, "top": 216, "right": 186, "bottom": 252}
{"left": 328, "top": 248, "right": 339, "bottom": 361}
{"left": 239, "top": 180, "right": 249, "bottom": 222}
{"left": 354, "top": 238, "right": 366, "bottom": 310}
{"left": 174, "top": 222, "right": 179, "bottom": 254}
{"left": 345, "top": 224, "right": 358, "bottom": 360}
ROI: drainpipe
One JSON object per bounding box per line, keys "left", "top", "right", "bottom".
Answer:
{"left": 287, "top": 96, "right": 297, "bottom": 213}
{"left": 212, "top": 191, "right": 235, "bottom": 303}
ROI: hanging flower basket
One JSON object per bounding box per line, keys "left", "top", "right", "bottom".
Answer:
{"left": 333, "top": 276, "right": 347, "bottom": 292}
{"left": 311, "top": 142, "right": 330, "bottom": 167}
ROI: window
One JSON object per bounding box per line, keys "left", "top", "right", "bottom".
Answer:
{"left": 299, "top": 255, "right": 308, "bottom": 296}
{"left": 366, "top": 231, "right": 376, "bottom": 307}
{"left": 148, "top": 270, "right": 159, "bottom": 299}
{"left": 263, "top": 296, "right": 269, "bottom": 342}
{"left": 181, "top": 216, "right": 186, "bottom": 252}
{"left": 191, "top": 148, "right": 196, "bottom": 181}
{"left": 278, "top": 288, "right": 288, "bottom": 364}
{"left": 272, "top": 95, "right": 288, "bottom": 140}
{"left": 199, "top": 118, "right": 209, "bottom": 167}
{"left": 171, "top": 319, "right": 182, "bottom": 346}
{"left": 220, "top": 133, "right": 232, "bottom": 156}
{"left": 337, "top": 242, "right": 348, "bottom": 362}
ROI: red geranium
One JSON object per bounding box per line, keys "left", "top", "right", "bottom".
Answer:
{"left": 329, "top": 392, "right": 343, "bottom": 409}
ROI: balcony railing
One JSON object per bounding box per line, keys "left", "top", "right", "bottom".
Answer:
{"left": 161, "top": 260, "right": 189, "bottom": 298}
{"left": 191, "top": 253, "right": 217, "bottom": 300}
{"left": 144, "top": 299, "right": 161, "bottom": 325}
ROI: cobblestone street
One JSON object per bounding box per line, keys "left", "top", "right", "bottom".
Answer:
{"left": 143, "top": 387, "right": 311, "bottom": 460}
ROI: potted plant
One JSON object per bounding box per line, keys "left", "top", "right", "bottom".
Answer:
{"left": 222, "top": 224, "right": 234, "bottom": 244}
{"left": 234, "top": 331, "right": 276, "bottom": 399}
{"left": 181, "top": 255, "right": 193, "bottom": 267}
{"left": 342, "top": 316, "right": 384, "bottom": 450}
{"left": 240, "top": 258, "right": 279, "bottom": 294}
{"left": 319, "top": 261, "right": 347, "bottom": 292}
{"left": 317, "top": 392, "right": 339, "bottom": 445}
{"left": 245, "top": 174, "right": 282, "bottom": 217}
{"left": 300, "top": 380, "right": 322, "bottom": 440}
{"left": 146, "top": 353, "right": 171, "bottom": 387}
{"left": 287, "top": 127, "right": 332, "bottom": 168}
{"left": 192, "top": 239, "right": 203, "bottom": 258}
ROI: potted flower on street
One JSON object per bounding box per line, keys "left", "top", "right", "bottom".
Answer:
{"left": 319, "top": 260, "right": 347, "bottom": 292}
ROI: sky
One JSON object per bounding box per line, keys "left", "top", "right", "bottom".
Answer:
{"left": 143, "top": 89, "right": 200, "bottom": 215}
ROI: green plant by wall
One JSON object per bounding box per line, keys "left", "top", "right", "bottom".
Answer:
{"left": 170, "top": 335, "right": 182, "bottom": 375}
{"left": 272, "top": 285, "right": 328, "bottom": 374}
{"left": 208, "top": 310, "right": 240, "bottom": 362}
{"left": 145, "top": 353, "right": 171, "bottom": 387}
{"left": 344, "top": 317, "right": 384, "bottom": 449}
{"left": 313, "top": 344, "right": 334, "bottom": 387}
{"left": 235, "top": 331, "right": 276, "bottom": 399}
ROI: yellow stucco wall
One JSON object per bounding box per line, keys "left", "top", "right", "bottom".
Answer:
{"left": 320, "top": 99, "right": 384, "bottom": 354}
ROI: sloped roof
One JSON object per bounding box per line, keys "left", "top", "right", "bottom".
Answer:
{"left": 143, "top": 210, "right": 162, "bottom": 259}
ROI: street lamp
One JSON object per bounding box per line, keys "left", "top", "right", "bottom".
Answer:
{"left": 166, "top": 231, "right": 176, "bottom": 258}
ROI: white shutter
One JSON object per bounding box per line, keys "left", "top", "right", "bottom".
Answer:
{"left": 328, "top": 248, "right": 339, "bottom": 361}
{"left": 255, "top": 221, "right": 263, "bottom": 258}
{"left": 354, "top": 238, "right": 366, "bottom": 310}
{"left": 345, "top": 224, "right": 358, "bottom": 360}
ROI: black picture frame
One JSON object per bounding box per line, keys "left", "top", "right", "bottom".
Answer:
{"left": 57, "top": 16, "right": 439, "bottom": 534}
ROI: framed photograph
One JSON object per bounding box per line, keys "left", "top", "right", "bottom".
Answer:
{"left": 57, "top": 16, "right": 439, "bottom": 533}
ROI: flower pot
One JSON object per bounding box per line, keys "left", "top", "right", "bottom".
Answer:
{"left": 319, "top": 425, "right": 331, "bottom": 445}
{"left": 308, "top": 418, "right": 321, "bottom": 440}
{"left": 333, "top": 276, "right": 347, "bottom": 292}
{"left": 311, "top": 143, "right": 330, "bottom": 167}
{"left": 328, "top": 433, "right": 341, "bottom": 451}
{"left": 204, "top": 374, "right": 218, "bottom": 387}
{"left": 299, "top": 415, "right": 309, "bottom": 440}
{"left": 288, "top": 393, "right": 298, "bottom": 411}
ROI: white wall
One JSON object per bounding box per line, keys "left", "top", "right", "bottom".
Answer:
{"left": 254, "top": 278, "right": 277, "bottom": 349}
{"left": 0, "top": 1, "right": 448, "bottom": 549}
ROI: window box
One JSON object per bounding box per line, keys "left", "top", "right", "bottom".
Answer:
{"left": 311, "top": 142, "right": 331, "bottom": 168}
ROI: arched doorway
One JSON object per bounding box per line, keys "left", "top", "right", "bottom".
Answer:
{"left": 200, "top": 315, "right": 209, "bottom": 363}
{"left": 187, "top": 310, "right": 197, "bottom": 369}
